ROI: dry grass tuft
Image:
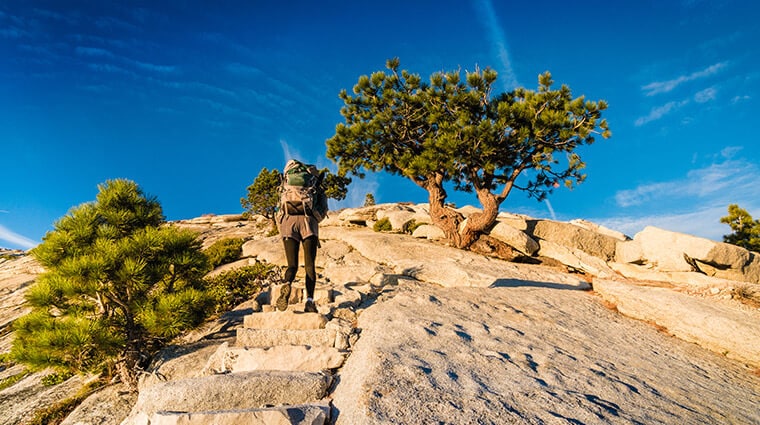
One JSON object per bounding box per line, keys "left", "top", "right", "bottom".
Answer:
{"left": 731, "top": 285, "right": 760, "bottom": 308}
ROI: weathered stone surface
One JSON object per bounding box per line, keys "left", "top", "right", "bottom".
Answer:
{"left": 537, "top": 239, "right": 617, "bottom": 278}
{"left": 570, "top": 219, "right": 629, "bottom": 241}
{"left": 269, "top": 283, "right": 333, "bottom": 307}
{"left": 593, "top": 278, "right": 760, "bottom": 367}
{"left": 531, "top": 219, "right": 619, "bottom": 261}
{"left": 123, "top": 371, "right": 332, "bottom": 425}
{"left": 488, "top": 221, "right": 539, "bottom": 255}
{"left": 632, "top": 226, "right": 757, "bottom": 283}
{"left": 410, "top": 224, "right": 446, "bottom": 240}
{"left": 607, "top": 262, "right": 739, "bottom": 290}
{"left": 243, "top": 311, "right": 327, "bottom": 330}
{"left": 615, "top": 239, "right": 645, "bottom": 264}
{"left": 496, "top": 212, "right": 531, "bottom": 231}
{"left": 0, "top": 370, "right": 88, "bottom": 425}
{"left": 203, "top": 342, "right": 346, "bottom": 374}
{"left": 321, "top": 227, "right": 586, "bottom": 289}
{"left": 331, "top": 282, "right": 760, "bottom": 425}
{"left": 241, "top": 237, "right": 285, "bottom": 264}
{"left": 60, "top": 383, "right": 136, "bottom": 425}
{"left": 236, "top": 327, "right": 337, "bottom": 348}
{"left": 149, "top": 402, "right": 330, "bottom": 425}
{"left": 139, "top": 341, "right": 226, "bottom": 391}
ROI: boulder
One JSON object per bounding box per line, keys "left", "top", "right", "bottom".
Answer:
{"left": 488, "top": 221, "right": 539, "bottom": 255}
{"left": 496, "top": 212, "right": 531, "bottom": 231}
{"left": 411, "top": 224, "right": 446, "bottom": 240}
{"left": 569, "top": 219, "right": 629, "bottom": 241}
{"left": 60, "top": 383, "right": 136, "bottom": 425}
{"left": 615, "top": 240, "right": 645, "bottom": 264}
{"left": 530, "top": 220, "right": 619, "bottom": 261}
{"left": 633, "top": 227, "right": 758, "bottom": 283}
{"left": 455, "top": 205, "right": 482, "bottom": 217}
{"left": 537, "top": 239, "right": 617, "bottom": 278}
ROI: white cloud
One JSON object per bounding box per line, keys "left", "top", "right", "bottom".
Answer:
{"left": 634, "top": 100, "right": 688, "bottom": 126}
{"left": 732, "top": 95, "right": 750, "bottom": 104}
{"left": 0, "top": 225, "right": 38, "bottom": 250}
{"left": 642, "top": 62, "right": 727, "bottom": 96}
{"left": 473, "top": 0, "right": 519, "bottom": 92}
{"left": 603, "top": 154, "right": 760, "bottom": 240}
{"left": 694, "top": 87, "right": 717, "bottom": 103}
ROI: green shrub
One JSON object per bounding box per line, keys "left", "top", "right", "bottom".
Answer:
{"left": 205, "top": 263, "right": 281, "bottom": 313}
{"left": 402, "top": 219, "right": 423, "bottom": 235}
{"left": 41, "top": 370, "right": 74, "bottom": 386}
{"left": 373, "top": 217, "right": 392, "bottom": 232}
{"left": 205, "top": 238, "right": 245, "bottom": 269}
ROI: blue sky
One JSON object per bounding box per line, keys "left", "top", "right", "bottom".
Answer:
{"left": 1, "top": 0, "right": 758, "bottom": 250}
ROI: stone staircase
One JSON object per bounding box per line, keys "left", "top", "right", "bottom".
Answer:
{"left": 124, "top": 281, "right": 361, "bottom": 425}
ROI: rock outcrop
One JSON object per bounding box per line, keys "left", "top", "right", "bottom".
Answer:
{"left": 2, "top": 203, "right": 759, "bottom": 425}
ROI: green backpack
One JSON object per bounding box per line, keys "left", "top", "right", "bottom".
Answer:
{"left": 280, "top": 160, "right": 328, "bottom": 222}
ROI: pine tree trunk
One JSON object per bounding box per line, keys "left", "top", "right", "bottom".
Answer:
{"left": 425, "top": 178, "right": 464, "bottom": 247}
{"left": 458, "top": 188, "right": 501, "bottom": 248}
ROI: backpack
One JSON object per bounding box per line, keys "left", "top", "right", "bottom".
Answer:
{"left": 279, "top": 159, "right": 328, "bottom": 223}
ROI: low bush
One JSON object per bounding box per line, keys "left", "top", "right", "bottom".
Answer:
{"left": 402, "top": 219, "right": 423, "bottom": 235}
{"left": 373, "top": 217, "right": 392, "bottom": 232}
{"left": 204, "top": 263, "right": 281, "bottom": 313}
{"left": 41, "top": 370, "right": 74, "bottom": 386}
{"left": 205, "top": 238, "right": 245, "bottom": 269}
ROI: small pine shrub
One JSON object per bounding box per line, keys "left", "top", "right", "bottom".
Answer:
{"left": 373, "top": 217, "right": 392, "bottom": 232}
{"left": 205, "top": 238, "right": 245, "bottom": 269}
{"left": 41, "top": 370, "right": 74, "bottom": 386}
{"left": 205, "top": 263, "right": 281, "bottom": 313}
{"left": 402, "top": 219, "right": 423, "bottom": 235}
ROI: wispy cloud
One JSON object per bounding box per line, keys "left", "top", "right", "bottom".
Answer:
{"left": 472, "top": 0, "right": 519, "bottom": 91}
{"left": 602, "top": 149, "right": 759, "bottom": 240}
{"left": 694, "top": 86, "right": 717, "bottom": 103}
{"left": 0, "top": 225, "right": 38, "bottom": 250}
{"left": 227, "top": 62, "right": 264, "bottom": 77}
{"left": 732, "top": 95, "right": 750, "bottom": 104}
{"left": 641, "top": 62, "right": 727, "bottom": 96}
{"left": 634, "top": 100, "right": 688, "bottom": 126}
{"left": 77, "top": 46, "right": 176, "bottom": 74}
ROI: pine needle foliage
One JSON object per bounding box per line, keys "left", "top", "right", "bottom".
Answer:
{"left": 327, "top": 58, "right": 610, "bottom": 248}
{"left": 11, "top": 179, "right": 211, "bottom": 388}
{"left": 241, "top": 168, "right": 281, "bottom": 221}
{"left": 721, "top": 204, "right": 760, "bottom": 252}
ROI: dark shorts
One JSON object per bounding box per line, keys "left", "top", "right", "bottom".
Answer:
{"left": 278, "top": 214, "right": 319, "bottom": 241}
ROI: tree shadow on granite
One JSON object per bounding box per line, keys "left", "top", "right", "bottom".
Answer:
{"left": 490, "top": 278, "right": 591, "bottom": 291}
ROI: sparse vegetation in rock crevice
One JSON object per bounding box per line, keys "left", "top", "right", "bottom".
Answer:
{"left": 732, "top": 284, "right": 760, "bottom": 308}
{"left": 373, "top": 218, "right": 392, "bottom": 232}
{"left": 204, "top": 263, "right": 282, "bottom": 314}
{"left": 27, "top": 378, "right": 105, "bottom": 425}
{"left": 204, "top": 237, "right": 245, "bottom": 269}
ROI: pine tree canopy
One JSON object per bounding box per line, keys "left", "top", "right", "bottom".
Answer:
{"left": 12, "top": 179, "right": 210, "bottom": 386}
{"left": 326, "top": 58, "right": 610, "bottom": 248}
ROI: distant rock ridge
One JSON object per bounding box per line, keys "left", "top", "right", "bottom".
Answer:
{"left": 0, "top": 203, "right": 758, "bottom": 425}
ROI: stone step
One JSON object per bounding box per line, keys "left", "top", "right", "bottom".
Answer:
{"left": 243, "top": 310, "right": 327, "bottom": 330}
{"left": 124, "top": 371, "right": 331, "bottom": 425}
{"left": 269, "top": 283, "right": 334, "bottom": 306}
{"left": 236, "top": 327, "right": 337, "bottom": 349}
{"left": 149, "top": 401, "right": 330, "bottom": 425}
{"left": 202, "top": 342, "right": 347, "bottom": 374}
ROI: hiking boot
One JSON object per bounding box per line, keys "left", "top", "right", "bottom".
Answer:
{"left": 304, "top": 299, "right": 317, "bottom": 313}
{"left": 276, "top": 283, "right": 291, "bottom": 311}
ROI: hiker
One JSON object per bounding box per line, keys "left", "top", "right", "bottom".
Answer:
{"left": 275, "top": 159, "right": 328, "bottom": 313}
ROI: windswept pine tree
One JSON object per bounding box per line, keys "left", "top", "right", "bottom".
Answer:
{"left": 11, "top": 179, "right": 211, "bottom": 389}
{"left": 327, "top": 58, "right": 610, "bottom": 248}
